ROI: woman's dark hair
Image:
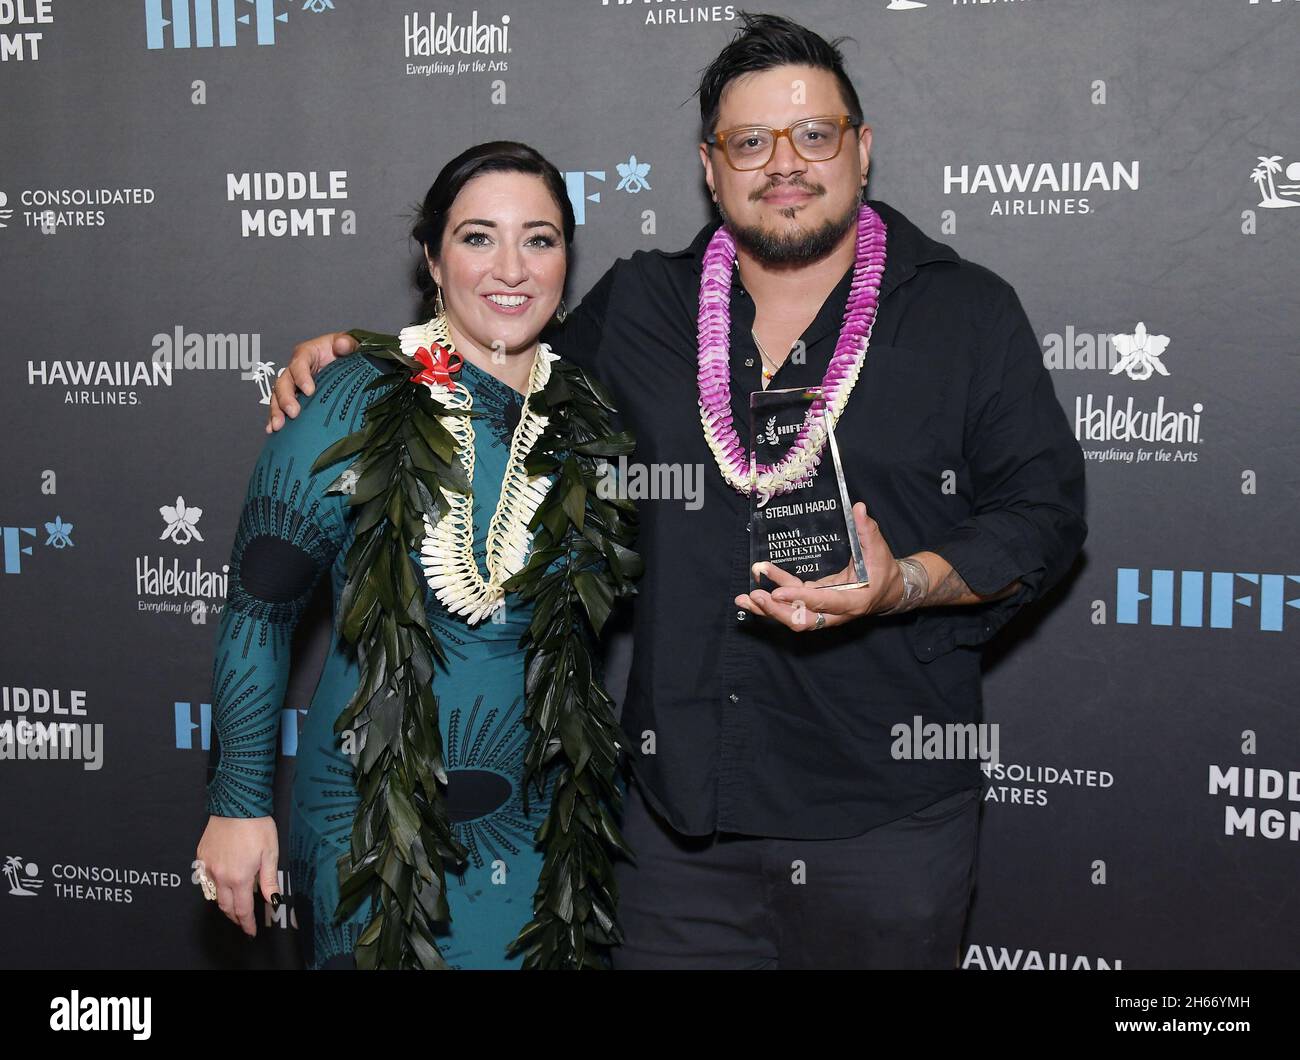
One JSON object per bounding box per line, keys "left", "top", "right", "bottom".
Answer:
{"left": 411, "top": 140, "right": 575, "bottom": 310}
{"left": 696, "top": 12, "right": 863, "bottom": 140}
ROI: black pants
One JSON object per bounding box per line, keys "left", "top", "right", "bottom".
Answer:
{"left": 611, "top": 777, "right": 982, "bottom": 969}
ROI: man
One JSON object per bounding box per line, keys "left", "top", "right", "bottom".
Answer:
{"left": 269, "top": 13, "right": 1086, "bottom": 969}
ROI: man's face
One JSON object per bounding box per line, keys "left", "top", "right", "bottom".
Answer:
{"left": 699, "top": 64, "right": 872, "bottom": 266}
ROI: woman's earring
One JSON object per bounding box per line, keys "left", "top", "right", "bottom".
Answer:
{"left": 555, "top": 298, "right": 568, "bottom": 324}
{"left": 434, "top": 283, "right": 446, "bottom": 318}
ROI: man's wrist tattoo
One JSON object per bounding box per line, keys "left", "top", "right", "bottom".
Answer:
{"left": 925, "top": 563, "right": 976, "bottom": 607}
{"left": 880, "top": 557, "right": 930, "bottom": 614}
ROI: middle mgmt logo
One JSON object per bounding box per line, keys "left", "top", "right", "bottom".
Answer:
{"left": 226, "top": 169, "right": 355, "bottom": 238}
{"left": 943, "top": 159, "right": 1140, "bottom": 217}
{"left": 136, "top": 493, "right": 229, "bottom": 620}
{"left": 144, "top": 0, "right": 336, "bottom": 51}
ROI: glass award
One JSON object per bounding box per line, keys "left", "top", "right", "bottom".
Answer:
{"left": 749, "top": 386, "right": 868, "bottom": 591}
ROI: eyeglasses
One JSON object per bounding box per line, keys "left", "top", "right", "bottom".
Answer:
{"left": 706, "top": 114, "right": 865, "bottom": 172}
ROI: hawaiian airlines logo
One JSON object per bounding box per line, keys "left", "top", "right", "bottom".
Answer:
{"left": 1250, "top": 154, "right": 1300, "bottom": 210}
{"left": 944, "top": 160, "right": 1139, "bottom": 217}
{"left": 3, "top": 856, "right": 44, "bottom": 897}
{"left": 596, "top": 1, "right": 736, "bottom": 29}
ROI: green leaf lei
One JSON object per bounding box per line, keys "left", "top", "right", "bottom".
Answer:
{"left": 309, "top": 328, "right": 641, "bottom": 970}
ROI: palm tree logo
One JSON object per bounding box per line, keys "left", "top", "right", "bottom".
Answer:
{"left": 4, "top": 856, "right": 44, "bottom": 896}
{"left": 1251, "top": 155, "right": 1300, "bottom": 209}
{"left": 250, "top": 361, "right": 279, "bottom": 405}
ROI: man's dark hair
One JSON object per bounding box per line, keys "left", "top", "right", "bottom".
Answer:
{"left": 696, "top": 12, "right": 863, "bottom": 141}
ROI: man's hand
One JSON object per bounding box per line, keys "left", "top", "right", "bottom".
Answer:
{"left": 266, "top": 332, "right": 358, "bottom": 433}
{"left": 735, "top": 502, "right": 905, "bottom": 631}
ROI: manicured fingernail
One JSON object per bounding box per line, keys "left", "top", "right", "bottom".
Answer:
{"left": 270, "top": 893, "right": 282, "bottom": 909}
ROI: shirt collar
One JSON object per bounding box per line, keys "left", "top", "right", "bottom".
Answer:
{"left": 669, "top": 197, "right": 961, "bottom": 301}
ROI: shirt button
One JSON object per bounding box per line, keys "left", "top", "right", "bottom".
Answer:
{"left": 744, "top": 358, "right": 754, "bottom": 367}
{"left": 728, "top": 692, "right": 739, "bottom": 703}
{"left": 736, "top": 610, "right": 746, "bottom": 622}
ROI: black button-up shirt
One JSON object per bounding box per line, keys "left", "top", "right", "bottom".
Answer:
{"left": 549, "top": 198, "right": 1087, "bottom": 839}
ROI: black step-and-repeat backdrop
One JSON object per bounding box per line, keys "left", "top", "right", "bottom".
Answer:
{"left": 2, "top": 0, "right": 1297, "bottom": 970}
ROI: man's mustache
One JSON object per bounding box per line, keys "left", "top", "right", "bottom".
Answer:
{"left": 750, "top": 177, "right": 825, "bottom": 202}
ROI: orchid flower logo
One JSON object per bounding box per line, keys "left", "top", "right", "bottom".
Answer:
{"left": 161, "top": 496, "right": 204, "bottom": 544}
{"left": 43, "top": 516, "right": 74, "bottom": 549}
{"left": 615, "top": 156, "right": 652, "bottom": 194}
{"left": 303, "top": 0, "right": 335, "bottom": 12}
{"left": 1110, "top": 322, "right": 1171, "bottom": 382}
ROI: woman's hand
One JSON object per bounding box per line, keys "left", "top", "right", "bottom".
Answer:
{"left": 266, "top": 332, "right": 359, "bottom": 433}
{"left": 196, "top": 815, "right": 281, "bottom": 937}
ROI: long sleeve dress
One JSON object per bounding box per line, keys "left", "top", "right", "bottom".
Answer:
{"left": 204, "top": 348, "right": 555, "bottom": 969}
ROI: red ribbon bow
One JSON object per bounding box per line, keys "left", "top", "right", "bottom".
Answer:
{"left": 411, "top": 343, "right": 463, "bottom": 387}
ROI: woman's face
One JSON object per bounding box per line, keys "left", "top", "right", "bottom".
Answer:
{"left": 427, "top": 170, "right": 567, "bottom": 359}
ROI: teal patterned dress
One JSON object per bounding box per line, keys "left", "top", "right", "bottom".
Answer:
{"left": 205, "top": 348, "right": 555, "bottom": 969}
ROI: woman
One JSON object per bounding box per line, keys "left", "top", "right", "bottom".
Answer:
{"left": 195, "top": 142, "right": 637, "bottom": 970}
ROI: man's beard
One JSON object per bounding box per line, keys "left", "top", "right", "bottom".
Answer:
{"left": 717, "top": 187, "right": 859, "bottom": 267}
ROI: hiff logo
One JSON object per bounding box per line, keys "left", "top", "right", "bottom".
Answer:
{"left": 175, "top": 701, "right": 306, "bottom": 755}
{"left": 4, "top": 517, "right": 74, "bottom": 574}
{"left": 3, "top": 855, "right": 44, "bottom": 897}
{"left": 143, "top": 0, "right": 332, "bottom": 50}
{"left": 564, "top": 155, "right": 652, "bottom": 225}
{"left": 1117, "top": 568, "right": 1300, "bottom": 632}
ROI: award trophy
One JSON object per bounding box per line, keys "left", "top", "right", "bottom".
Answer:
{"left": 749, "top": 386, "right": 868, "bottom": 591}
